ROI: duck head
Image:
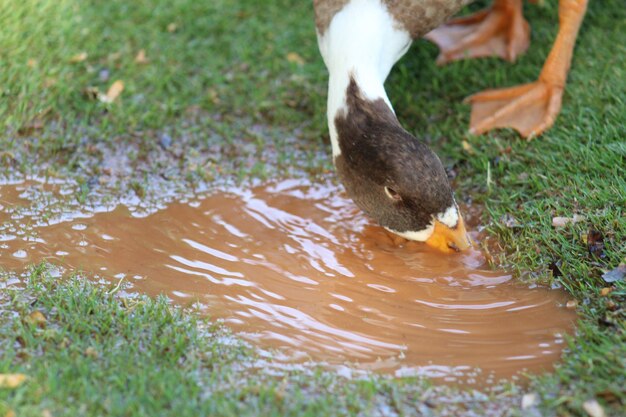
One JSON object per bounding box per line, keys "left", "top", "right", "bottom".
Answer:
{"left": 333, "top": 77, "right": 471, "bottom": 253}
{"left": 317, "top": 0, "right": 471, "bottom": 253}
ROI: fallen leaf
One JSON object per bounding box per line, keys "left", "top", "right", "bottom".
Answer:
{"left": 27, "top": 58, "right": 37, "bottom": 68}
{"left": 0, "top": 374, "right": 27, "bottom": 389}
{"left": 602, "top": 264, "right": 626, "bottom": 283}
{"left": 69, "top": 52, "right": 88, "bottom": 63}
{"left": 583, "top": 399, "right": 606, "bottom": 417}
{"left": 286, "top": 52, "right": 305, "bottom": 65}
{"left": 600, "top": 287, "right": 611, "bottom": 296}
{"left": 167, "top": 22, "right": 178, "bottom": 32}
{"left": 59, "top": 337, "right": 70, "bottom": 348}
{"left": 597, "top": 389, "right": 619, "bottom": 403}
{"left": 552, "top": 217, "right": 569, "bottom": 227}
{"left": 100, "top": 80, "right": 124, "bottom": 103}
{"left": 17, "top": 119, "right": 44, "bottom": 135}
{"left": 461, "top": 140, "right": 475, "bottom": 154}
{"left": 5, "top": 409, "right": 16, "bottom": 417}
{"left": 135, "top": 49, "right": 149, "bottom": 64}
{"left": 25, "top": 311, "right": 47, "bottom": 326}
{"left": 207, "top": 88, "right": 220, "bottom": 104}
{"left": 106, "top": 80, "right": 124, "bottom": 101}
{"left": 566, "top": 300, "right": 578, "bottom": 309}
{"left": 521, "top": 393, "right": 538, "bottom": 409}
{"left": 587, "top": 229, "right": 605, "bottom": 258}
{"left": 83, "top": 86, "right": 100, "bottom": 100}
{"left": 84, "top": 347, "right": 98, "bottom": 358}
{"left": 552, "top": 214, "right": 585, "bottom": 228}
{"left": 548, "top": 260, "right": 563, "bottom": 277}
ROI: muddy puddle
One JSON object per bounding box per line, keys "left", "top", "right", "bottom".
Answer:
{"left": 0, "top": 178, "right": 576, "bottom": 385}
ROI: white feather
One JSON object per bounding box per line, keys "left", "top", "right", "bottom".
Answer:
{"left": 317, "top": 0, "right": 412, "bottom": 157}
{"left": 385, "top": 204, "right": 459, "bottom": 241}
{"left": 385, "top": 223, "right": 435, "bottom": 242}
{"left": 436, "top": 205, "right": 459, "bottom": 228}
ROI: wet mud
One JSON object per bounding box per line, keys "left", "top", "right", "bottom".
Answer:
{"left": 0, "top": 179, "right": 576, "bottom": 385}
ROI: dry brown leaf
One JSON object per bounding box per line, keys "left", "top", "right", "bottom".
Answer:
{"left": 26, "top": 311, "right": 47, "bottom": 326}
{"left": 597, "top": 390, "right": 619, "bottom": 403}
{"left": 69, "top": 52, "right": 88, "bottom": 63}
{"left": 17, "top": 119, "right": 44, "bottom": 136}
{"left": 135, "top": 49, "right": 149, "bottom": 64}
{"left": 286, "top": 52, "right": 305, "bottom": 65}
{"left": 566, "top": 300, "right": 578, "bottom": 309}
{"left": 208, "top": 88, "right": 220, "bottom": 105}
{"left": 59, "top": 337, "right": 70, "bottom": 349}
{"left": 5, "top": 409, "right": 16, "bottom": 417}
{"left": 600, "top": 287, "right": 611, "bottom": 296}
{"left": 100, "top": 80, "right": 124, "bottom": 103}
{"left": 84, "top": 347, "right": 98, "bottom": 358}
{"left": 587, "top": 229, "right": 605, "bottom": 258}
{"left": 83, "top": 86, "right": 100, "bottom": 101}
{"left": 0, "top": 373, "right": 27, "bottom": 389}
{"left": 167, "top": 23, "right": 178, "bottom": 32}
{"left": 27, "top": 58, "right": 38, "bottom": 68}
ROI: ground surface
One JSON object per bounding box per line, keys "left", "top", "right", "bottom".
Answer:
{"left": 1, "top": 0, "right": 625, "bottom": 416}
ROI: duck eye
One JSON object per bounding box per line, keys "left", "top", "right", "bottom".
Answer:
{"left": 384, "top": 186, "right": 402, "bottom": 201}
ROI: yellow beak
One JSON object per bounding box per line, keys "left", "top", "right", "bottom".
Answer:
{"left": 425, "top": 215, "right": 473, "bottom": 253}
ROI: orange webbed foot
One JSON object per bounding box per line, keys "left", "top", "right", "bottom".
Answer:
{"left": 466, "top": 80, "right": 563, "bottom": 139}
{"left": 425, "top": 0, "right": 530, "bottom": 64}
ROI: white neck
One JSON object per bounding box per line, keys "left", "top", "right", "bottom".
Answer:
{"left": 317, "top": 0, "right": 412, "bottom": 157}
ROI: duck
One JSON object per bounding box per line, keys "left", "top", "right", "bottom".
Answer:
{"left": 313, "top": 0, "right": 587, "bottom": 252}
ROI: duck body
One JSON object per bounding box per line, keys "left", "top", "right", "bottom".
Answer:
{"left": 314, "top": 0, "right": 472, "bottom": 250}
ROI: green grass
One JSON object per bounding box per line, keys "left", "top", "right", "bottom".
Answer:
{"left": 0, "top": 0, "right": 325, "bottom": 158}
{"left": 1, "top": 0, "right": 625, "bottom": 415}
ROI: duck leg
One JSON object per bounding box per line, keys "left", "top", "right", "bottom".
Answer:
{"left": 425, "top": 0, "right": 529, "bottom": 64}
{"left": 467, "top": 0, "right": 588, "bottom": 138}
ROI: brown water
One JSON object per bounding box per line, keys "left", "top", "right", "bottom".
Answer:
{"left": 0, "top": 179, "right": 575, "bottom": 384}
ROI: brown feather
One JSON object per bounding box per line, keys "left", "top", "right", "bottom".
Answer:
{"left": 314, "top": 0, "right": 473, "bottom": 38}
